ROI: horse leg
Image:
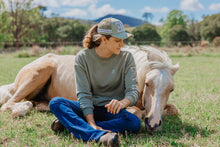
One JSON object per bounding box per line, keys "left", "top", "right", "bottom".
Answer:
{"left": 126, "top": 106, "right": 145, "bottom": 120}
{"left": 34, "top": 101, "right": 50, "bottom": 111}
{"left": 0, "top": 54, "right": 57, "bottom": 117}
{"left": 11, "top": 101, "right": 33, "bottom": 118}
{"left": 0, "top": 83, "right": 15, "bottom": 105}
{"left": 163, "top": 103, "right": 178, "bottom": 116}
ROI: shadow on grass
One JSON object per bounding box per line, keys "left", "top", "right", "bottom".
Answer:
{"left": 137, "top": 115, "right": 216, "bottom": 142}
{"left": 54, "top": 114, "right": 214, "bottom": 145}
{"left": 160, "top": 115, "right": 213, "bottom": 138}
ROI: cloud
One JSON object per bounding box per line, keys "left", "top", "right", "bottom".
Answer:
{"left": 44, "top": 9, "right": 53, "bottom": 16}
{"left": 88, "top": 4, "right": 127, "bottom": 18}
{"left": 152, "top": 21, "right": 163, "bottom": 26}
{"left": 61, "top": 0, "right": 98, "bottom": 7}
{"left": 209, "top": 3, "right": 220, "bottom": 11}
{"left": 61, "top": 9, "right": 88, "bottom": 18}
{"left": 2, "top": 0, "right": 59, "bottom": 10}
{"left": 180, "top": 0, "right": 204, "bottom": 11}
{"left": 33, "top": 0, "right": 59, "bottom": 7}
{"left": 60, "top": 3, "right": 126, "bottom": 19}
{"left": 143, "top": 6, "right": 170, "bottom": 13}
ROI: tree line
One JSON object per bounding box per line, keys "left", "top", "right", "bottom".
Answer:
{"left": 132, "top": 10, "right": 220, "bottom": 46}
{"left": 0, "top": 0, "right": 220, "bottom": 49}
{"left": 0, "top": 0, "right": 90, "bottom": 49}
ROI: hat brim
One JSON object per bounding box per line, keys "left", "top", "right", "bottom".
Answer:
{"left": 112, "top": 32, "right": 133, "bottom": 39}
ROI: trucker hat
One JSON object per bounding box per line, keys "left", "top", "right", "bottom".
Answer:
{"left": 97, "top": 17, "right": 133, "bottom": 39}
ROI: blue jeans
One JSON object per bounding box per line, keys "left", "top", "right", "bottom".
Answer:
{"left": 49, "top": 97, "right": 140, "bottom": 142}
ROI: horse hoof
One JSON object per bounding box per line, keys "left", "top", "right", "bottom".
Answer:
{"left": 0, "top": 103, "right": 9, "bottom": 112}
{"left": 11, "top": 101, "right": 33, "bottom": 118}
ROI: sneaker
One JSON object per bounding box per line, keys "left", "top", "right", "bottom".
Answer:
{"left": 51, "top": 118, "right": 65, "bottom": 133}
{"left": 99, "top": 132, "right": 119, "bottom": 147}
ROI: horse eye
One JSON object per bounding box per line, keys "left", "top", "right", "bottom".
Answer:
{"left": 170, "top": 89, "right": 174, "bottom": 92}
{"left": 146, "top": 83, "right": 149, "bottom": 87}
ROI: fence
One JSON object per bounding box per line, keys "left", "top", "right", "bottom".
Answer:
{"left": 129, "top": 41, "right": 204, "bottom": 47}
{"left": 0, "top": 41, "right": 83, "bottom": 53}
{"left": 0, "top": 40, "right": 215, "bottom": 53}
{"left": 0, "top": 41, "right": 83, "bottom": 48}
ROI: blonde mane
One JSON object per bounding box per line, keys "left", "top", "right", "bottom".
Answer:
{"left": 123, "top": 45, "right": 172, "bottom": 70}
{"left": 122, "top": 45, "right": 173, "bottom": 92}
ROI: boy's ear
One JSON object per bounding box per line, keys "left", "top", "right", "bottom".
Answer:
{"left": 101, "top": 36, "right": 107, "bottom": 44}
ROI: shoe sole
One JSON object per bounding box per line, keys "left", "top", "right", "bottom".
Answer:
{"left": 51, "top": 119, "right": 65, "bottom": 133}
{"left": 112, "top": 133, "right": 119, "bottom": 147}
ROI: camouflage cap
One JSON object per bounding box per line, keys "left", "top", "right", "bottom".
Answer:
{"left": 97, "top": 17, "right": 133, "bottom": 39}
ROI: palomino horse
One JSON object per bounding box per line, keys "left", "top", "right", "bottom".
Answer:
{"left": 0, "top": 46, "right": 179, "bottom": 132}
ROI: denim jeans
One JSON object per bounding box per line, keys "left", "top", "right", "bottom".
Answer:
{"left": 49, "top": 97, "right": 140, "bottom": 142}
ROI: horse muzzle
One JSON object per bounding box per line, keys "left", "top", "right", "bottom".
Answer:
{"left": 144, "top": 117, "right": 162, "bottom": 133}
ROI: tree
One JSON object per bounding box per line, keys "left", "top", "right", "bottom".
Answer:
{"left": 44, "top": 17, "right": 89, "bottom": 43}
{"left": 187, "top": 16, "right": 201, "bottom": 42}
{"left": 199, "top": 13, "right": 220, "bottom": 42}
{"left": 132, "top": 23, "right": 161, "bottom": 45}
{"left": 142, "top": 12, "right": 153, "bottom": 23}
{"left": 161, "top": 10, "right": 188, "bottom": 43}
{"left": 168, "top": 25, "right": 189, "bottom": 46}
{"left": 43, "top": 17, "right": 66, "bottom": 42}
{"left": 159, "top": 17, "right": 164, "bottom": 23}
{"left": 70, "top": 21, "right": 90, "bottom": 41}
{"left": 0, "top": 1, "right": 13, "bottom": 47}
{"left": 5, "top": 0, "right": 44, "bottom": 48}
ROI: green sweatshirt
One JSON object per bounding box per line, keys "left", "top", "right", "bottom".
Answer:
{"left": 74, "top": 48, "right": 139, "bottom": 117}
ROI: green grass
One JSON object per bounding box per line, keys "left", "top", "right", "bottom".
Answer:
{"left": 0, "top": 50, "right": 219, "bottom": 146}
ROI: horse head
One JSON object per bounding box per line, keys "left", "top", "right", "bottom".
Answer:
{"left": 142, "top": 61, "right": 179, "bottom": 132}
{"left": 129, "top": 46, "right": 179, "bottom": 132}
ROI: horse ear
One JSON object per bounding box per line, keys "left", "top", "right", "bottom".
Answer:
{"left": 171, "top": 63, "right": 179, "bottom": 76}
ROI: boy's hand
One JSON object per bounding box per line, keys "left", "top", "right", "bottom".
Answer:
{"left": 105, "top": 98, "right": 130, "bottom": 115}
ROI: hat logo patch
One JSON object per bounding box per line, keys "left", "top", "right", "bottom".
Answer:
{"left": 115, "top": 21, "right": 124, "bottom": 33}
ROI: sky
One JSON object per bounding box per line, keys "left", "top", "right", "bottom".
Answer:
{"left": 5, "top": 0, "right": 220, "bottom": 25}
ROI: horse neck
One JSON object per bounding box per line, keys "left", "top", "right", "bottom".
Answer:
{"left": 136, "top": 62, "right": 151, "bottom": 92}
{"left": 133, "top": 50, "right": 151, "bottom": 92}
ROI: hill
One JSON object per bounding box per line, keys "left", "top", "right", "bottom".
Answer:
{"left": 94, "top": 14, "right": 146, "bottom": 27}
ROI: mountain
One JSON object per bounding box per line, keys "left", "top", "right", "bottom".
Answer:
{"left": 94, "top": 14, "right": 146, "bottom": 27}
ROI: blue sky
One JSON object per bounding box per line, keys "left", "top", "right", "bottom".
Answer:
{"left": 5, "top": 0, "right": 220, "bottom": 25}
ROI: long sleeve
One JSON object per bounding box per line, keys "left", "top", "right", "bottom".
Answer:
{"left": 124, "top": 53, "right": 140, "bottom": 106}
{"left": 74, "top": 54, "right": 94, "bottom": 117}
{"left": 74, "top": 49, "right": 139, "bottom": 111}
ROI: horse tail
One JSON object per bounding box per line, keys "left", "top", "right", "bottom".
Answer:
{"left": 0, "top": 83, "right": 15, "bottom": 105}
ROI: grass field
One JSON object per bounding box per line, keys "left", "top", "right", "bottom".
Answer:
{"left": 0, "top": 47, "right": 219, "bottom": 146}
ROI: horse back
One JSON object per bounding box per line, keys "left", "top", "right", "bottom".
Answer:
{"left": 47, "top": 55, "right": 77, "bottom": 101}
